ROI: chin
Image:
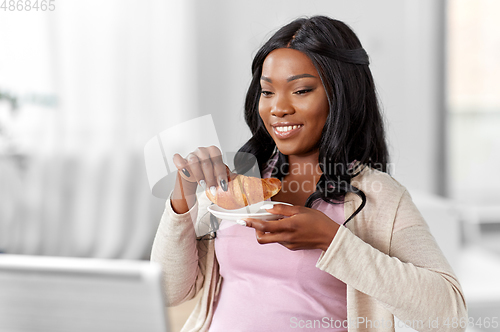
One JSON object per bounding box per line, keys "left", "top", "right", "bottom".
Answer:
{"left": 274, "top": 143, "right": 291, "bottom": 155}
{"left": 275, "top": 144, "right": 319, "bottom": 157}
{"left": 275, "top": 145, "right": 301, "bottom": 156}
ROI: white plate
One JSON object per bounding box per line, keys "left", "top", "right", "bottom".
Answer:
{"left": 207, "top": 201, "right": 293, "bottom": 221}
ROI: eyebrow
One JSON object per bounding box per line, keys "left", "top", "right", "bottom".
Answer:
{"left": 260, "top": 73, "right": 317, "bottom": 83}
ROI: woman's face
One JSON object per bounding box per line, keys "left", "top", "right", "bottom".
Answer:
{"left": 259, "top": 48, "right": 329, "bottom": 157}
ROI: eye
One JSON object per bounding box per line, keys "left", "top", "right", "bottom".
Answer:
{"left": 261, "top": 90, "right": 274, "bottom": 97}
{"left": 294, "top": 88, "right": 313, "bottom": 95}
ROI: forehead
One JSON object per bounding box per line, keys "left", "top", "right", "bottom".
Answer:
{"left": 261, "top": 48, "right": 318, "bottom": 77}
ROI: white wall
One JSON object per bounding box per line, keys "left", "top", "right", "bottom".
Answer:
{"left": 192, "top": 0, "right": 444, "bottom": 195}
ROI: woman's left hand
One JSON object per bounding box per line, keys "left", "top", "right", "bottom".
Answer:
{"left": 243, "top": 204, "right": 340, "bottom": 251}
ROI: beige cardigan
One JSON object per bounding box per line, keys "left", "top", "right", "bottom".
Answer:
{"left": 151, "top": 167, "right": 467, "bottom": 331}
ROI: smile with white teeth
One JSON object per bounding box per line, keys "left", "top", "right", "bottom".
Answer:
{"left": 275, "top": 125, "right": 303, "bottom": 132}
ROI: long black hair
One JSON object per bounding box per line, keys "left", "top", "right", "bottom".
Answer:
{"left": 235, "top": 16, "right": 389, "bottom": 224}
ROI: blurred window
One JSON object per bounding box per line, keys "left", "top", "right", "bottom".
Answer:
{"left": 447, "top": 0, "right": 500, "bottom": 206}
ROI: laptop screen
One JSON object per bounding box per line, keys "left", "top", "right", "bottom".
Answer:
{"left": 0, "top": 254, "right": 170, "bottom": 332}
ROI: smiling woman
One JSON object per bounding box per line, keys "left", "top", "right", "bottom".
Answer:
{"left": 258, "top": 48, "right": 330, "bottom": 207}
{"left": 151, "top": 15, "right": 467, "bottom": 332}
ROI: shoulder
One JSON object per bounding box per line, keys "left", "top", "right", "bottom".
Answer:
{"left": 345, "top": 165, "right": 411, "bottom": 227}
{"left": 345, "top": 165, "right": 414, "bottom": 252}
{"left": 345, "top": 165, "right": 408, "bottom": 225}
{"left": 347, "top": 165, "right": 427, "bottom": 231}
{"left": 351, "top": 165, "right": 406, "bottom": 201}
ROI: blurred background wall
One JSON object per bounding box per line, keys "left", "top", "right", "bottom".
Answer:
{"left": 0, "top": 0, "right": 199, "bottom": 259}
{"left": 1, "top": 0, "right": 500, "bottom": 329}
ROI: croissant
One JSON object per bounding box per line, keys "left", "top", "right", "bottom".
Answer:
{"left": 205, "top": 173, "right": 281, "bottom": 210}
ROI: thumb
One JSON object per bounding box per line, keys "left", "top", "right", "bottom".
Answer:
{"left": 239, "top": 218, "right": 264, "bottom": 230}
{"left": 260, "top": 203, "right": 299, "bottom": 216}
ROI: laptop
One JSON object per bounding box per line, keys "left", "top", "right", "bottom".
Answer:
{"left": 0, "top": 254, "right": 170, "bottom": 332}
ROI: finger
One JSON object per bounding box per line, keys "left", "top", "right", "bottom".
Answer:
{"left": 207, "top": 146, "right": 228, "bottom": 192}
{"left": 260, "top": 203, "right": 301, "bottom": 217}
{"left": 173, "top": 153, "right": 196, "bottom": 183}
{"left": 193, "top": 147, "right": 218, "bottom": 192}
{"left": 255, "top": 229, "right": 294, "bottom": 245}
{"left": 184, "top": 152, "right": 210, "bottom": 190}
{"left": 242, "top": 217, "right": 264, "bottom": 229}
{"left": 244, "top": 217, "right": 293, "bottom": 234}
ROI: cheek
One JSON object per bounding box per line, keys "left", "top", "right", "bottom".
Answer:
{"left": 258, "top": 95, "right": 269, "bottom": 110}
{"left": 308, "top": 101, "right": 329, "bottom": 125}
{"left": 258, "top": 109, "right": 265, "bottom": 127}
{"left": 257, "top": 106, "right": 270, "bottom": 133}
{"left": 315, "top": 98, "right": 329, "bottom": 127}
{"left": 258, "top": 101, "right": 269, "bottom": 122}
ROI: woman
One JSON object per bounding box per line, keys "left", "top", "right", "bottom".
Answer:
{"left": 151, "top": 16, "right": 467, "bottom": 331}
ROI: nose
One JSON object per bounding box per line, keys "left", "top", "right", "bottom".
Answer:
{"left": 270, "top": 94, "right": 294, "bottom": 117}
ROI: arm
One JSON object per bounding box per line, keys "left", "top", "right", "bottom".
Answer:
{"left": 151, "top": 146, "right": 227, "bottom": 306}
{"left": 150, "top": 185, "right": 215, "bottom": 306}
{"left": 316, "top": 190, "right": 467, "bottom": 332}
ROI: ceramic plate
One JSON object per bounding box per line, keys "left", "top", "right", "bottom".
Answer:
{"left": 207, "top": 201, "right": 292, "bottom": 221}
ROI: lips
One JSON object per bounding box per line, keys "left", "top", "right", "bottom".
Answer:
{"left": 272, "top": 123, "right": 303, "bottom": 138}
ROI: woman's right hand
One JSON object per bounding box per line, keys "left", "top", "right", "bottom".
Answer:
{"left": 171, "top": 146, "right": 229, "bottom": 214}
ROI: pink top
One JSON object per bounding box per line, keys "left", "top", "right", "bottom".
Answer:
{"left": 208, "top": 158, "right": 347, "bottom": 331}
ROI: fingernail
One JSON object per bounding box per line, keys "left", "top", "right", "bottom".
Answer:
{"left": 220, "top": 179, "right": 228, "bottom": 192}
{"left": 181, "top": 168, "right": 190, "bottom": 177}
{"left": 210, "top": 186, "right": 217, "bottom": 196}
{"left": 236, "top": 219, "right": 246, "bottom": 226}
{"left": 260, "top": 204, "right": 274, "bottom": 210}
{"left": 199, "top": 180, "right": 207, "bottom": 190}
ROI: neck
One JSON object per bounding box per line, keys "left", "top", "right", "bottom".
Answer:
{"left": 287, "top": 151, "right": 322, "bottom": 177}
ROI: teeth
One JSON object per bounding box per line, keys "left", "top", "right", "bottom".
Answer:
{"left": 276, "top": 125, "right": 302, "bottom": 132}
